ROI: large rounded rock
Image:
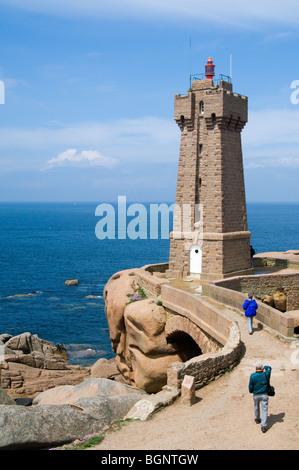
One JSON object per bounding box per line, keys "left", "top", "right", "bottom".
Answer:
{"left": 0, "top": 378, "right": 147, "bottom": 449}
{"left": 123, "top": 299, "right": 182, "bottom": 393}
{"left": 90, "top": 357, "right": 122, "bottom": 381}
{"left": 33, "top": 377, "right": 145, "bottom": 406}
{"left": 104, "top": 270, "right": 138, "bottom": 352}
{"left": 273, "top": 291, "right": 287, "bottom": 312}
{"left": 262, "top": 295, "right": 274, "bottom": 307}
{"left": 0, "top": 395, "right": 141, "bottom": 450}
{"left": 104, "top": 269, "right": 184, "bottom": 394}
{"left": 0, "top": 388, "right": 16, "bottom": 406}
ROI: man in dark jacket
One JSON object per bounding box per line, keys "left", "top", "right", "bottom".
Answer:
{"left": 249, "top": 361, "right": 272, "bottom": 432}
{"left": 243, "top": 293, "right": 258, "bottom": 335}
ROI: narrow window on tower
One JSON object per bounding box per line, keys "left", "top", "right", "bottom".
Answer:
{"left": 180, "top": 115, "right": 185, "bottom": 130}
{"left": 200, "top": 101, "right": 204, "bottom": 114}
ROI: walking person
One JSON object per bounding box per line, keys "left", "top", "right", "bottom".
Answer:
{"left": 250, "top": 245, "right": 255, "bottom": 267}
{"left": 249, "top": 361, "right": 272, "bottom": 433}
{"left": 243, "top": 293, "right": 258, "bottom": 335}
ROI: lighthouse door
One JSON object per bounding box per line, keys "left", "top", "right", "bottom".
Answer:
{"left": 190, "top": 245, "right": 202, "bottom": 275}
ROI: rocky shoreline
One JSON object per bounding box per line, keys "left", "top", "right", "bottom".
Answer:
{"left": 0, "top": 331, "right": 146, "bottom": 449}
{"left": 0, "top": 332, "right": 90, "bottom": 398}
{"left": 0, "top": 331, "right": 126, "bottom": 398}
{"left": 0, "top": 378, "right": 146, "bottom": 450}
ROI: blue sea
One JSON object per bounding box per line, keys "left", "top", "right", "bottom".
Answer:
{"left": 0, "top": 202, "right": 298, "bottom": 366}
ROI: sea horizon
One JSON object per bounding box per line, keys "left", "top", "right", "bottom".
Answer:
{"left": 0, "top": 201, "right": 298, "bottom": 366}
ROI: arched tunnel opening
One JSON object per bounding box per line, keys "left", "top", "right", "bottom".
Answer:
{"left": 166, "top": 331, "right": 202, "bottom": 362}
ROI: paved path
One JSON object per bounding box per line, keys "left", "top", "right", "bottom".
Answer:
{"left": 91, "top": 299, "right": 299, "bottom": 451}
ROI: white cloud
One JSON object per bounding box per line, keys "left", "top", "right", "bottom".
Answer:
{"left": 4, "top": 106, "right": 299, "bottom": 174}
{"left": 0, "top": 117, "right": 179, "bottom": 172}
{"left": 245, "top": 157, "right": 299, "bottom": 169}
{"left": 3, "top": 0, "right": 299, "bottom": 27}
{"left": 0, "top": 117, "right": 177, "bottom": 151}
{"left": 244, "top": 108, "right": 299, "bottom": 147}
{"left": 44, "top": 148, "right": 117, "bottom": 170}
{"left": 0, "top": 68, "right": 27, "bottom": 89}
{"left": 242, "top": 107, "right": 299, "bottom": 169}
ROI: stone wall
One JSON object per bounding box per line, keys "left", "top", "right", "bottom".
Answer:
{"left": 143, "top": 263, "right": 169, "bottom": 274}
{"left": 134, "top": 267, "right": 168, "bottom": 298}
{"left": 254, "top": 252, "right": 299, "bottom": 270}
{"left": 135, "top": 263, "right": 296, "bottom": 338}
{"left": 214, "top": 272, "right": 299, "bottom": 311}
{"left": 161, "top": 284, "right": 242, "bottom": 389}
{"left": 167, "top": 322, "right": 241, "bottom": 390}
{"left": 161, "top": 284, "right": 234, "bottom": 345}
{"left": 202, "top": 282, "right": 294, "bottom": 338}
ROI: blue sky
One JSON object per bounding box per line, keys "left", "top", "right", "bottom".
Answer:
{"left": 1, "top": 1, "right": 299, "bottom": 203}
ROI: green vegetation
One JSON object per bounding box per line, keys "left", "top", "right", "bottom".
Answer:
{"left": 65, "top": 434, "right": 105, "bottom": 450}
{"left": 52, "top": 418, "right": 133, "bottom": 451}
{"left": 126, "top": 285, "right": 147, "bottom": 304}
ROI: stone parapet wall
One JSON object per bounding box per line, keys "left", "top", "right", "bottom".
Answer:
{"left": 214, "top": 272, "right": 299, "bottom": 311}
{"left": 134, "top": 267, "right": 169, "bottom": 298}
{"left": 134, "top": 263, "right": 296, "bottom": 338}
{"left": 143, "top": 263, "right": 169, "bottom": 274}
{"left": 161, "top": 284, "right": 242, "bottom": 389}
{"left": 202, "top": 282, "right": 294, "bottom": 338}
{"left": 254, "top": 252, "right": 299, "bottom": 270}
{"left": 161, "top": 284, "right": 233, "bottom": 345}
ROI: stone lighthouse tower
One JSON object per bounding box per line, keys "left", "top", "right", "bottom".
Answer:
{"left": 168, "top": 58, "right": 253, "bottom": 280}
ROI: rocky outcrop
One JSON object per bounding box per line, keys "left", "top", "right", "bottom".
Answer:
{"left": 123, "top": 299, "right": 183, "bottom": 392}
{"left": 0, "top": 332, "right": 90, "bottom": 398}
{"left": 2, "top": 332, "right": 68, "bottom": 365}
{"left": 32, "top": 377, "right": 144, "bottom": 406}
{"left": 104, "top": 269, "right": 139, "bottom": 352}
{"left": 0, "top": 378, "right": 145, "bottom": 450}
{"left": 0, "top": 388, "right": 16, "bottom": 406}
{"left": 104, "top": 270, "right": 184, "bottom": 393}
{"left": 90, "top": 357, "right": 124, "bottom": 382}
{"left": 65, "top": 279, "right": 79, "bottom": 286}
{"left": 260, "top": 290, "right": 287, "bottom": 312}
{"left": 273, "top": 291, "right": 287, "bottom": 312}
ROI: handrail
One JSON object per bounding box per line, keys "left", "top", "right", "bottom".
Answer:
{"left": 189, "top": 73, "right": 232, "bottom": 89}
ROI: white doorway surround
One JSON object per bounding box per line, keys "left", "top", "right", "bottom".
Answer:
{"left": 190, "top": 244, "right": 202, "bottom": 275}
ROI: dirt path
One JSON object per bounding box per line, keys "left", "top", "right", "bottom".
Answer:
{"left": 90, "top": 305, "right": 299, "bottom": 451}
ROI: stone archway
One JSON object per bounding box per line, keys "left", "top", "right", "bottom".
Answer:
{"left": 166, "top": 331, "right": 202, "bottom": 362}
{"left": 165, "top": 314, "right": 218, "bottom": 359}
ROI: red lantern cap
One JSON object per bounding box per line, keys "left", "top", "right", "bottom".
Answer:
{"left": 205, "top": 57, "right": 215, "bottom": 79}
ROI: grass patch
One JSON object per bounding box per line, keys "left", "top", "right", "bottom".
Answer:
{"left": 51, "top": 419, "right": 133, "bottom": 451}
{"left": 65, "top": 434, "right": 105, "bottom": 450}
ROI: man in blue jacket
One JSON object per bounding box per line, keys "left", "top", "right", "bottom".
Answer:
{"left": 243, "top": 293, "right": 258, "bottom": 335}
{"left": 249, "top": 361, "right": 272, "bottom": 433}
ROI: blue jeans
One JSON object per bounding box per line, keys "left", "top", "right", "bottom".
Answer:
{"left": 253, "top": 393, "right": 268, "bottom": 427}
{"left": 247, "top": 316, "right": 253, "bottom": 333}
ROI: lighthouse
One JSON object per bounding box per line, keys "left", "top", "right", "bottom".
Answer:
{"left": 168, "top": 58, "right": 253, "bottom": 280}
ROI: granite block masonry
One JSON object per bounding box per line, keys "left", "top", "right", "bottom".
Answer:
{"left": 168, "top": 58, "right": 254, "bottom": 281}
